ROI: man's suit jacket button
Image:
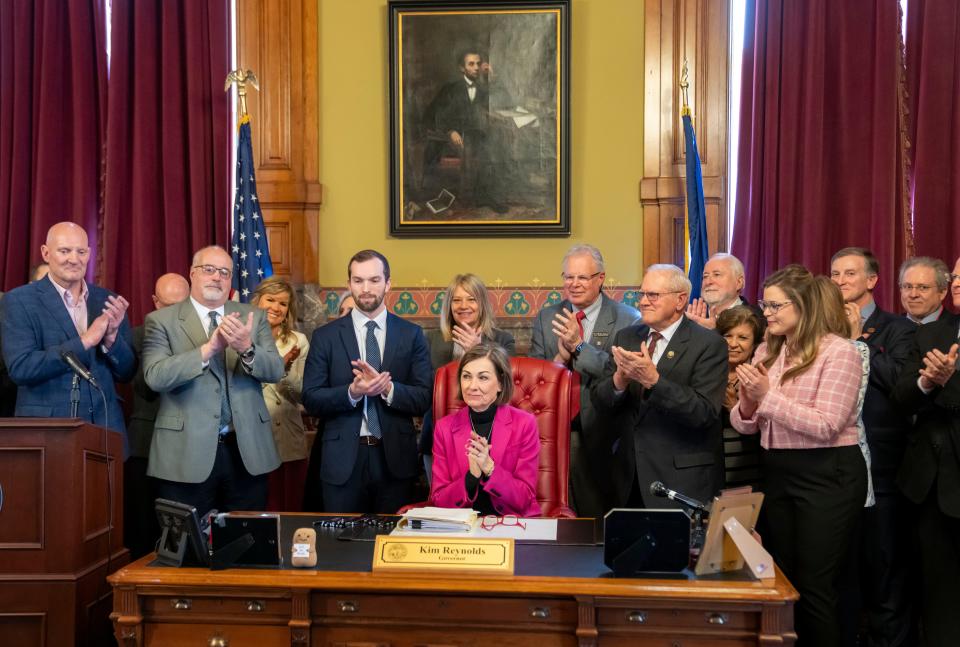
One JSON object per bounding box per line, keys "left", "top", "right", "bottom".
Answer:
{"left": 88, "top": 407, "right": 94, "bottom": 414}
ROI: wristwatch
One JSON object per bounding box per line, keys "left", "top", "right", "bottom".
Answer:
{"left": 239, "top": 346, "right": 256, "bottom": 361}
{"left": 572, "top": 341, "right": 585, "bottom": 357}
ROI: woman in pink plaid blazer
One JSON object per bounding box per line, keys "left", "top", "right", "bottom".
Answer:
{"left": 731, "top": 265, "right": 866, "bottom": 647}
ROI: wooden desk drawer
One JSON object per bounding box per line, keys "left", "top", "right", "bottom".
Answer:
{"left": 317, "top": 592, "right": 576, "bottom": 627}
{"left": 144, "top": 622, "right": 288, "bottom": 646}
{"left": 144, "top": 595, "right": 292, "bottom": 622}
{"left": 596, "top": 604, "right": 758, "bottom": 632}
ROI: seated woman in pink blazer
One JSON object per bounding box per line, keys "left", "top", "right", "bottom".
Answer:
{"left": 430, "top": 342, "right": 541, "bottom": 517}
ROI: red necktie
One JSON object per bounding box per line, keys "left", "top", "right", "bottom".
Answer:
{"left": 647, "top": 331, "right": 663, "bottom": 360}
{"left": 575, "top": 310, "right": 587, "bottom": 339}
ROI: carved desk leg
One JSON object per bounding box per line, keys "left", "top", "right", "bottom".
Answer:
{"left": 575, "top": 596, "right": 597, "bottom": 647}
{"left": 289, "top": 589, "right": 312, "bottom": 646}
{"left": 759, "top": 602, "right": 797, "bottom": 646}
{"left": 110, "top": 586, "right": 143, "bottom": 647}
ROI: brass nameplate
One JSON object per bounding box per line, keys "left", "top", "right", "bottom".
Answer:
{"left": 372, "top": 536, "right": 514, "bottom": 574}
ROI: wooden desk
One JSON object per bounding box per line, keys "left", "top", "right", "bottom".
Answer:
{"left": 108, "top": 517, "right": 797, "bottom": 647}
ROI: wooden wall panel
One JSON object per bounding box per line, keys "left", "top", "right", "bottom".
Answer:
{"left": 237, "top": 0, "right": 320, "bottom": 284}
{"left": 642, "top": 0, "right": 729, "bottom": 269}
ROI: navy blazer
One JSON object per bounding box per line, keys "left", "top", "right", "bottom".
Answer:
{"left": 858, "top": 306, "right": 915, "bottom": 492}
{"left": 302, "top": 312, "right": 433, "bottom": 485}
{"left": 0, "top": 276, "right": 135, "bottom": 442}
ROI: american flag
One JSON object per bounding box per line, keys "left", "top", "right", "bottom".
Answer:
{"left": 231, "top": 115, "right": 273, "bottom": 301}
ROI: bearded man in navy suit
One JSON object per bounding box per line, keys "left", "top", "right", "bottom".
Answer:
{"left": 302, "top": 250, "right": 433, "bottom": 513}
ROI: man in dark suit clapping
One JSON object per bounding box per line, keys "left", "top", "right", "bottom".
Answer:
{"left": 893, "top": 257, "right": 960, "bottom": 646}
{"left": 830, "top": 247, "right": 916, "bottom": 647}
{"left": 302, "top": 250, "right": 433, "bottom": 513}
{"left": 592, "top": 264, "right": 728, "bottom": 508}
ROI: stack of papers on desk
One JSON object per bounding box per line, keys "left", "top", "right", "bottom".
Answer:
{"left": 398, "top": 507, "right": 478, "bottom": 533}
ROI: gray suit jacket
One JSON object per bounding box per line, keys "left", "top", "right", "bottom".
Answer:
{"left": 142, "top": 300, "right": 283, "bottom": 483}
{"left": 529, "top": 293, "right": 640, "bottom": 504}
{"left": 530, "top": 293, "right": 641, "bottom": 431}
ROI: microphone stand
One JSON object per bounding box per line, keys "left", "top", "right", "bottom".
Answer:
{"left": 70, "top": 374, "right": 80, "bottom": 419}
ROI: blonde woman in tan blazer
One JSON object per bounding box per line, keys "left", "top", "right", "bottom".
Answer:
{"left": 253, "top": 277, "right": 310, "bottom": 511}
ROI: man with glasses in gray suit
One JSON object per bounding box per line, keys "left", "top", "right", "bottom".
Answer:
{"left": 529, "top": 244, "right": 640, "bottom": 518}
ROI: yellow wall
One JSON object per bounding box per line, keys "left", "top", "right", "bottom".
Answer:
{"left": 318, "top": 0, "right": 645, "bottom": 288}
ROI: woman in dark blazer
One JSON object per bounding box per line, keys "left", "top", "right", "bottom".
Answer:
{"left": 431, "top": 342, "right": 540, "bottom": 517}
{"left": 422, "top": 274, "right": 515, "bottom": 482}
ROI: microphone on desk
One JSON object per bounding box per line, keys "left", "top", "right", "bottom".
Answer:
{"left": 61, "top": 350, "right": 101, "bottom": 390}
{"left": 649, "top": 481, "right": 707, "bottom": 512}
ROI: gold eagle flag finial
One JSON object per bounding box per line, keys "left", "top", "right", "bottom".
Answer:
{"left": 679, "top": 59, "right": 691, "bottom": 117}
{"left": 224, "top": 69, "right": 260, "bottom": 119}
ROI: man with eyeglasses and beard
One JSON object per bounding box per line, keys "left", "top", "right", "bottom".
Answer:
{"left": 302, "top": 250, "right": 433, "bottom": 513}
{"left": 142, "top": 245, "right": 283, "bottom": 514}
{"left": 529, "top": 244, "right": 640, "bottom": 518}
{"left": 592, "top": 264, "right": 727, "bottom": 509}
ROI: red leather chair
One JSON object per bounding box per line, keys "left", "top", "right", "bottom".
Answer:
{"left": 419, "top": 356, "right": 580, "bottom": 518}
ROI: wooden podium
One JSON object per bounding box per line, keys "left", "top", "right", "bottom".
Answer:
{"left": 0, "top": 418, "right": 129, "bottom": 646}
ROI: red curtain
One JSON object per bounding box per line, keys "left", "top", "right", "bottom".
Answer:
{"left": 0, "top": 0, "right": 107, "bottom": 290}
{"left": 731, "top": 0, "right": 909, "bottom": 310}
{"left": 905, "top": 0, "right": 960, "bottom": 268}
{"left": 102, "top": 0, "right": 231, "bottom": 325}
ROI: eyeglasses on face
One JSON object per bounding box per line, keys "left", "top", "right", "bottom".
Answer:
{"left": 561, "top": 271, "right": 602, "bottom": 285}
{"left": 758, "top": 300, "right": 793, "bottom": 314}
{"left": 950, "top": 274, "right": 960, "bottom": 283}
{"left": 636, "top": 290, "right": 682, "bottom": 303}
{"left": 193, "top": 264, "right": 232, "bottom": 279}
{"left": 480, "top": 514, "right": 526, "bottom": 531}
{"left": 898, "top": 283, "right": 935, "bottom": 294}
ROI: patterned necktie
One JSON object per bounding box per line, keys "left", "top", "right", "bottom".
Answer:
{"left": 364, "top": 321, "right": 382, "bottom": 438}
{"left": 647, "top": 331, "right": 663, "bottom": 363}
{"left": 208, "top": 312, "right": 232, "bottom": 431}
{"left": 575, "top": 310, "right": 587, "bottom": 339}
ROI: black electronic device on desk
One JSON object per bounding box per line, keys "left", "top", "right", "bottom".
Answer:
{"left": 154, "top": 499, "right": 211, "bottom": 568}
{"left": 602, "top": 482, "right": 710, "bottom": 578}
{"left": 211, "top": 512, "right": 281, "bottom": 569}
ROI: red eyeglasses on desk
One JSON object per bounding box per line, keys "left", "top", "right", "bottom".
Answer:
{"left": 480, "top": 514, "right": 526, "bottom": 531}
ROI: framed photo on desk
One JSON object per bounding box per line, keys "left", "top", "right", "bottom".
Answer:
{"left": 389, "top": 0, "right": 571, "bottom": 237}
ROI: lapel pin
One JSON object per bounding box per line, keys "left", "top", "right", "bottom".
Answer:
{"left": 667, "top": 350, "right": 675, "bottom": 358}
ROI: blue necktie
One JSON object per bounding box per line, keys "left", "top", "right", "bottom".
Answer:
{"left": 208, "top": 312, "right": 232, "bottom": 432}
{"left": 364, "top": 321, "right": 382, "bottom": 438}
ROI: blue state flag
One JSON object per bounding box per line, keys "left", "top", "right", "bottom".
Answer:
{"left": 682, "top": 113, "right": 708, "bottom": 299}
{"left": 231, "top": 115, "right": 273, "bottom": 301}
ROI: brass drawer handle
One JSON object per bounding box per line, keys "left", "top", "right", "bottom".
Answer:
{"left": 246, "top": 600, "right": 265, "bottom": 613}
{"left": 338, "top": 600, "right": 358, "bottom": 613}
{"left": 171, "top": 598, "right": 192, "bottom": 611}
{"left": 707, "top": 612, "right": 728, "bottom": 625}
{"left": 626, "top": 610, "right": 647, "bottom": 624}
{"left": 208, "top": 636, "right": 228, "bottom": 647}
{"left": 529, "top": 607, "right": 551, "bottom": 619}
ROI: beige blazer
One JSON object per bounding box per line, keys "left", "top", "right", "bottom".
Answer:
{"left": 263, "top": 330, "right": 309, "bottom": 462}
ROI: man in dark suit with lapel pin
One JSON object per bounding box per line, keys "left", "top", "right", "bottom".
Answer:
{"left": 529, "top": 244, "right": 640, "bottom": 518}
{"left": 592, "top": 264, "right": 727, "bottom": 508}
{"left": 892, "top": 257, "right": 960, "bottom": 646}
{"left": 830, "top": 247, "right": 916, "bottom": 647}
{"left": 302, "top": 250, "right": 433, "bottom": 513}
{"left": 0, "top": 222, "right": 135, "bottom": 444}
